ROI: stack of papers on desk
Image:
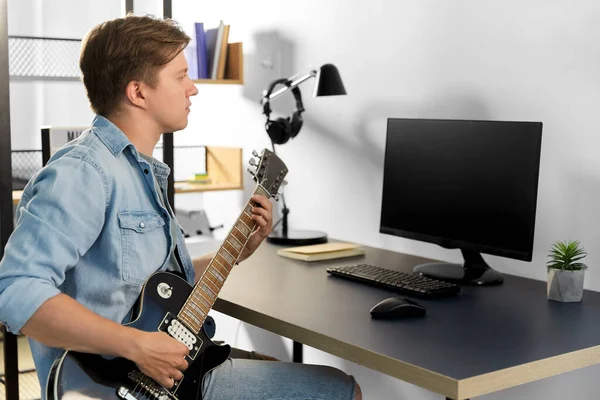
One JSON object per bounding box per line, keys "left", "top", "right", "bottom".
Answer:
{"left": 277, "top": 242, "right": 365, "bottom": 262}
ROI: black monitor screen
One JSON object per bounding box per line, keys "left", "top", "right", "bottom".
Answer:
{"left": 380, "top": 118, "right": 542, "bottom": 261}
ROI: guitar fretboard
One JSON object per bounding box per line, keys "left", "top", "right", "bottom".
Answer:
{"left": 177, "top": 185, "right": 270, "bottom": 334}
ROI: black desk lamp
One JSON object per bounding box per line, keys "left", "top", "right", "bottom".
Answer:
{"left": 260, "top": 64, "right": 347, "bottom": 246}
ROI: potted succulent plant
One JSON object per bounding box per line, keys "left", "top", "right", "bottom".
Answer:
{"left": 546, "top": 240, "right": 587, "bottom": 302}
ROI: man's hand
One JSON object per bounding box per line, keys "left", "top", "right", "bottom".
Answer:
{"left": 238, "top": 195, "right": 273, "bottom": 263}
{"left": 128, "top": 331, "right": 190, "bottom": 389}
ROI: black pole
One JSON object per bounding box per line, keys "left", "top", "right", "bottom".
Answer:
{"left": 125, "top": 0, "right": 133, "bottom": 14}
{"left": 1, "top": 1, "right": 19, "bottom": 399}
{"left": 292, "top": 340, "right": 303, "bottom": 363}
{"left": 162, "top": 0, "right": 175, "bottom": 208}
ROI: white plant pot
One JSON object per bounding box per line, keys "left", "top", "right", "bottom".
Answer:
{"left": 547, "top": 269, "right": 585, "bottom": 302}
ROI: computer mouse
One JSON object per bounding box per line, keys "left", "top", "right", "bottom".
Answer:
{"left": 369, "top": 296, "right": 426, "bottom": 319}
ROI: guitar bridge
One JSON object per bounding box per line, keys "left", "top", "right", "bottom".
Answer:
{"left": 159, "top": 312, "right": 202, "bottom": 360}
{"left": 119, "top": 370, "right": 178, "bottom": 399}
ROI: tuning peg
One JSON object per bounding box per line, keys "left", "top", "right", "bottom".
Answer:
{"left": 246, "top": 167, "right": 256, "bottom": 176}
{"left": 252, "top": 150, "right": 259, "bottom": 158}
{"left": 274, "top": 194, "right": 280, "bottom": 201}
{"left": 281, "top": 180, "right": 288, "bottom": 187}
{"left": 249, "top": 158, "right": 257, "bottom": 167}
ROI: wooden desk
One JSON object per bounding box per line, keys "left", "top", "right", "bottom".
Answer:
{"left": 203, "top": 241, "right": 600, "bottom": 400}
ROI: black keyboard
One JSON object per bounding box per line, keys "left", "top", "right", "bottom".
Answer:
{"left": 326, "top": 264, "right": 460, "bottom": 299}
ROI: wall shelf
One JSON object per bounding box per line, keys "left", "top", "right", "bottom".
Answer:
{"left": 193, "top": 42, "right": 243, "bottom": 85}
{"left": 174, "top": 146, "right": 243, "bottom": 193}
{"left": 193, "top": 79, "right": 243, "bottom": 85}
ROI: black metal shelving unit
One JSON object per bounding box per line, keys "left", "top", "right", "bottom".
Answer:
{"left": 1, "top": 0, "right": 19, "bottom": 398}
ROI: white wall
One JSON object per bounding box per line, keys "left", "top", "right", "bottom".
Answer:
{"left": 8, "top": 0, "right": 600, "bottom": 399}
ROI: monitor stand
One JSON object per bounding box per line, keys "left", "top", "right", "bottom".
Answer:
{"left": 413, "top": 249, "right": 504, "bottom": 286}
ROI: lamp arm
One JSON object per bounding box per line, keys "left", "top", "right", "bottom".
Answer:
{"left": 265, "top": 69, "right": 318, "bottom": 101}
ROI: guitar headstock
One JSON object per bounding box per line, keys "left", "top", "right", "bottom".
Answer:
{"left": 247, "top": 149, "right": 288, "bottom": 200}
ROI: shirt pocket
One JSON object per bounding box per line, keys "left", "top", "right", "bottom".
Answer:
{"left": 118, "top": 210, "right": 168, "bottom": 286}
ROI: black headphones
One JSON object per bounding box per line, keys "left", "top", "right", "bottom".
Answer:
{"left": 262, "top": 78, "right": 305, "bottom": 145}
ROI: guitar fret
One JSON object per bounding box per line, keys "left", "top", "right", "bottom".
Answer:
{"left": 194, "top": 287, "right": 213, "bottom": 305}
{"left": 228, "top": 236, "right": 243, "bottom": 252}
{"left": 216, "top": 253, "right": 233, "bottom": 270}
{"left": 200, "top": 280, "right": 218, "bottom": 298}
{"left": 184, "top": 310, "right": 202, "bottom": 327}
{"left": 210, "top": 268, "right": 225, "bottom": 283}
{"left": 212, "top": 264, "right": 229, "bottom": 279}
{"left": 202, "top": 283, "right": 216, "bottom": 299}
{"left": 221, "top": 247, "right": 236, "bottom": 264}
{"left": 239, "top": 218, "right": 251, "bottom": 230}
{"left": 244, "top": 204, "right": 253, "bottom": 214}
{"left": 192, "top": 291, "right": 212, "bottom": 309}
{"left": 190, "top": 301, "right": 207, "bottom": 319}
{"left": 188, "top": 296, "right": 207, "bottom": 313}
{"left": 212, "top": 258, "right": 229, "bottom": 274}
{"left": 203, "top": 274, "right": 221, "bottom": 292}
{"left": 179, "top": 314, "right": 199, "bottom": 332}
{"left": 231, "top": 229, "right": 247, "bottom": 245}
{"left": 224, "top": 240, "right": 240, "bottom": 258}
{"left": 240, "top": 213, "right": 254, "bottom": 227}
{"left": 223, "top": 250, "right": 236, "bottom": 265}
{"left": 236, "top": 222, "right": 250, "bottom": 237}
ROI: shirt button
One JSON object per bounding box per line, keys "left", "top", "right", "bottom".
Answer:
{"left": 139, "top": 222, "right": 146, "bottom": 228}
{"left": 144, "top": 169, "right": 149, "bottom": 174}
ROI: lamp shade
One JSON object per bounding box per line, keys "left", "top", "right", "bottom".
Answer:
{"left": 313, "top": 64, "right": 347, "bottom": 97}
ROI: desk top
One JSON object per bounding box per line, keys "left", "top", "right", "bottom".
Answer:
{"left": 205, "top": 241, "right": 600, "bottom": 399}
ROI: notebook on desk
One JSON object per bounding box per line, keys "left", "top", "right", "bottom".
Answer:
{"left": 277, "top": 242, "right": 366, "bottom": 262}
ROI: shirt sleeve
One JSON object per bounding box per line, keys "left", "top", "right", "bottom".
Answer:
{"left": 0, "top": 155, "right": 107, "bottom": 334}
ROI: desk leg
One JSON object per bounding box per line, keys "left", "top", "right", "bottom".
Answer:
{"left": 293, "top": 340, "right": 303, "bottom": 363}
{"left": 2, "top": 326, "right": 19, "bottom": 400}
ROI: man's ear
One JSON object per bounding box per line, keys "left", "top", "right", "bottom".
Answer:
{"left": 124, "top": 80, "right": 148, "bottom": 109}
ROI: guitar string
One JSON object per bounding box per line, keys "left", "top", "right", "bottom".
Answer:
{"left": 133, "top": 372, "right": 151, "bottom": 400}
{"left": 131, "top": 373, "right": 143, "bottom": 398}
{"left": 141, "top": 374, "right": 156, "bottom": 399}
{"left": 131, "top": 376, "right": 144, "bottom": 400}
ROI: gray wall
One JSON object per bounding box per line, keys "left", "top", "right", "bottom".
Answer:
{"left": 8, "top": 0, "right": 600, "bottom": 398}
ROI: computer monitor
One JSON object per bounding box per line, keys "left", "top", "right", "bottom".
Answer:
{"left": 380, "top": 118, "right": 542, "bottom": 285}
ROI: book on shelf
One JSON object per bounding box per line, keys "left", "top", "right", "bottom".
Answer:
{"left": 189, "top": 20, "right": 236, "bottom": 80}
{"left": 216, "top": 24, "right": 230, "bottom": 79}
{"left": 205, "top": 20, "right": 224, "bottom": 79}
{"left": 194, "top": 22, "right": 209, "bottom": 79}
{"left": 277, "top": 242, "right": 366, "bottom": 262}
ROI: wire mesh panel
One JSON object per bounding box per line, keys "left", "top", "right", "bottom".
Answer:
{"left": 9, "top": 36, "right": 81, "bottom": 80}
{"left": 11, "top": 150, "right": 42, "bottom": 190}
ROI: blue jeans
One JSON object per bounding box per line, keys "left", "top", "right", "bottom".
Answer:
{"left": 202, "top": 358, "right": 357, "bottom": 400}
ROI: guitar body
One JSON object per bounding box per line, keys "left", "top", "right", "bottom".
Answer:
{"left": 47, "top": 272, "right": 231, "bottom": 400}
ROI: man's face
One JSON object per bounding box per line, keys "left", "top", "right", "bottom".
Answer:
{"left": 145, "top": 50, "right": 199, "bottom": 133}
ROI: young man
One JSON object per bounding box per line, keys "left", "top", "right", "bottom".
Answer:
{"left": 0, "top": 14, "right": 361, "bottom": 400}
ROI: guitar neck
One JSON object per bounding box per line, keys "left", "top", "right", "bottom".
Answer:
{"left": 177, "top": 185, "right": 270, "bottom": 334}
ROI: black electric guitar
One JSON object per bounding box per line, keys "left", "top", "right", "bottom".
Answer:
{"left": 47, "top": 148, "right": 288, "bottom": 400}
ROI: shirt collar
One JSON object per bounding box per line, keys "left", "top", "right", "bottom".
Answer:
{"left": 91, "top": 115, "right": 171, "bottom": 181}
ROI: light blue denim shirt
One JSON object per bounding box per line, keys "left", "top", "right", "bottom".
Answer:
{"left": 0, "top": 115, "right": 197, "bottom": 396}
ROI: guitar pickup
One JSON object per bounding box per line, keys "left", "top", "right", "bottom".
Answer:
{"left": 159, "top": 313, "right": 202, "bottom": 360}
